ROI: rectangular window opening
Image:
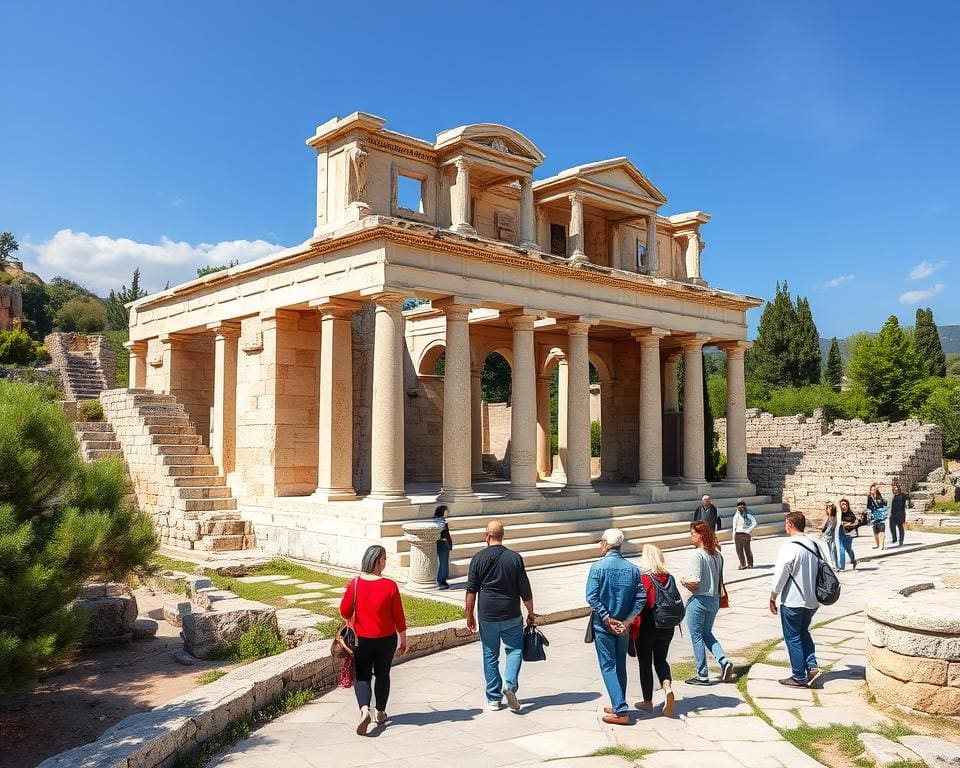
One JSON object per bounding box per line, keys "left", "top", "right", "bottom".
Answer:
{"left": 397, "top": 174, "right": 424, "bottom": 214}
{"left": 636, "top": 239, "right": 647, "bottom": 271}
{"left": 550, "top": 223, "right": 567, "bottom": 258}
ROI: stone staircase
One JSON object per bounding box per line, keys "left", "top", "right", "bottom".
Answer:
{"left": 75, "top": 421, "right": 122, "bottom": 462}
{"left": 99, "top": 389, "right": 255, "bottom": 553}
{"left": 391, "top": 491, "right": 786, "bottom": 578}
{"left": 63, "top": 338, "right": 108, "bottom": 402}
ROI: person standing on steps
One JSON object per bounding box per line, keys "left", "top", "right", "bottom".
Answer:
{"left": 630, "top": 544, "right": 679, "bottom": 717}
{"left": 692, "top": 494, "right": 721, "bottom": 532}
{"left": 340, "top": 545, "right": 408, "bottom": 736}
{"left": 867, "top": 484, "right": 888, "bottom": 551}
{"left": 889, "top": 482, "right": 910, "bottom": 547}
{"left": 732, "top": 499, "right": 757, "bottom": 569}
{"left": 769, "top": 512, "right": 822, "bottom": 688}
{"left": 465, "top": 520, "right": 535, "bottom": 713}
{"left": 585, "top": 528, "right": 647, "bottom": 726}
{"left": 837, "top": 498, "right": 858, "bottom": 571}
{"left": 433, "top": 505, "right": 453, "bottom": 589}
{"left": 681, "top": 521, "right": 735, "bottom": 686}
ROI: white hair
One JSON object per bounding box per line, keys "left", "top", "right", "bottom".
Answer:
{"left": 702, "top": 495, "right": 711, "bottom": 501}
{"left": 601, "top": 528, "right": 625, "bottom": 548}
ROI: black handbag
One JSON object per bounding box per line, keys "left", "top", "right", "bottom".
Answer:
{"left": 522, "top": 625, "right": 549, "bottom": 662}
{"left": 584, "top": 613, "right": 595, "bottom": 643}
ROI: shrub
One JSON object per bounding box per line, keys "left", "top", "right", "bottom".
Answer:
{"left": 0, "top": 380, "right": 157, "bottom": 692}
{"left": 54, "top": 297, "right": 106, "bottom": 333}
{"left": 221, "top": 623, "right": 287, "bottom": 663}
{"left": 914, "top": 377, "right": 960, "bottom": 458}
{"left": 0, "top": 329, "right": 45, "bottom": 365}
{"left": 78, "top": 400, "right": 104, "bottom": 422}
{"left": 590, "top": 419, "right": 601, "bottom": 458}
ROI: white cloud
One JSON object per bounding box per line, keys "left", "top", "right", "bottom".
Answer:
{"left": 907, "top": 259, "right": 946, "bottom": 281}
{"left": 171, "top": 197, "right": 186, "bottom": 207}
{"left": 819, "top": 274, "right": 854, "bottom": 289}
{"left": 20, "top": 229, "right": 285, "bottom": 294}
{"left": 899, "top": 283, "right": 944, "bottom": 305}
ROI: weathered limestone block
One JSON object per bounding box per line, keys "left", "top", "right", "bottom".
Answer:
{"left": 133, "top": 618, "right": 159, "bottom": 640}
{"left": 163, "top": 599, "right": 192, "bottom": 627}
{"left": 73, "top": 582, "right": 138, "bottom": 644}
{"left": 867, "top": 643, "right": 948, "bottom": 685}
{"left": 181, "top": 599, "right": 278, "bottom": 659}
{"left": 898, "top": 736, "right": 960, "bottom": 767}
{"left": 866, "top": 618, "right": 960, "bottom": 660}
{"left": 866, "top": 666, "right": 960, "bottom": 715}
{"left": 857, "top": 733, "right": 923, "bottom": 768}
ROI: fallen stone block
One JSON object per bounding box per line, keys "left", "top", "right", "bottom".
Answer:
{"left": 181, "top": 599, "right": 278, "bottom": 659}
{"left": 73, "top": 582, "right": 138, "bottom": 645}
{"left": 163, "top": 599, "right": 192, "bottom": 627}
{"left": 133, "top": 618, "right": 158, "bottom": 640}
{"left": 173, "top": 650, "right": 195, "bottom": 666}
{"left": 184, "top": 575, "right": 213, "bottom": 599}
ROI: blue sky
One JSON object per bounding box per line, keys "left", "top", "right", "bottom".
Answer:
{"left": 2, "top": 1, "right": 957, "bottom": 338}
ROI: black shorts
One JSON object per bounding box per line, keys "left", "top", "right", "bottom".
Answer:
{"left": 872, "top": 521, "right": 886, "bottom": 534}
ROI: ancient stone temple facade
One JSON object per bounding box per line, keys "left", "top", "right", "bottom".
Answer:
{"left": 124, "top": 113, "right": 764, "bottom": 569}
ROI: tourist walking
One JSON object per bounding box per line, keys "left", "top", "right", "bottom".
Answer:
{"left": 889, "top": 482, "right": 910, "bottom": 546}
{"left": 868, "top": 484, "right": 888, "bottom": 551}
{"left": 630, "top": 544, "right": 679, "bottom": 717}
{"left": 465, "top": 520, "right": 535, "bottom": 712}
{"left": 434, "top": 505, "right": 453, "bottom": 589}
{"left": 820, "top": 503, "right": 839, "bottom": 569}
{"left": 340, "top": 545, "right": 408, "bottom": 735}
{"left": 732, "top": 499, "right": 757, "bottom": 569}
{"left": 837, "top": 498, "right": 858, "bottom": 571}
{"left": 692, "top": 494, "right": 721, "bottom": 532}
{"left": 585, "top": 528, "right": 647, "bottom": 725}
{"left": 680, "top": 521, "right": 735, "bottom": 685}
{"left": 769, "top": 512, "right": 822, "bottom": 688}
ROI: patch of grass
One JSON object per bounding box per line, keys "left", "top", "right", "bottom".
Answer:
{"left": 259, "top": 686, "right": 316, "bottom": 719}
{"left": 930, "top": 500, "right": 960, "bottom": 513}
{"left": 196, "top": 669, "right": 228, "bottom": 685}
{"left": 586, "top": 745, "right": 650, "bottom": 761}
{"left": 783, "top": 724, "right": 865, "bottom": 761}
{"left": 207, "top": 623, "right": 287, "bottom": 663}
{"left": 173, "top": 717, "right": 250, "bottom": 768}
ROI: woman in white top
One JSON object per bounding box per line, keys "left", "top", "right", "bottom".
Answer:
{"left": 680, "top": 521, "right": 735, "bottom": 686}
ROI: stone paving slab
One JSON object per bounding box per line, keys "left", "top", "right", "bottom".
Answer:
{"left": 899, "top": 735, "right": 960, "bottom": 766}
{"left": 859, "top": 732, "right": 924, "bottom": 767}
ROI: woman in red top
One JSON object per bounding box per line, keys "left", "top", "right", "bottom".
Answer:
{"left": 339, "top": 545, "right": 408, "bottom": 735}
{"left": 630, "top": 544, "right": 677, "bottom": 717}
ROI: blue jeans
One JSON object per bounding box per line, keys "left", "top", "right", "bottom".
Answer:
{"left": 825, "top": 536, "right": 838, "bottom": 569}
{"left": 838, "top": 531, "right": 856, "bottom": 570}
{"left": 780, "top": 606, "right": 818, "bottom": 683}
{"left": 686, "top": 594, "right": 728, "bottom": 680}
{"left": 437, "top": 541, "right": 450, "bottom": 585}
{"left": 478, "top": 616, "right": 523, "bottom": 702}
{"left": 593, "top": 628, "right": 630, "bottom": 714}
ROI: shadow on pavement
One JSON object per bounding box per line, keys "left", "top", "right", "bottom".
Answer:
{"left": 518, "top": 691, "right": 602, "bottom": 713}
{"left": 380, "top": 706, "right": 484, "bottom": 728}
{"left": 671, "top": 692, "right": 743, "bottom": 716}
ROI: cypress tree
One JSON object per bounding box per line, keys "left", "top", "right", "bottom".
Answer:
{"left": 793, "top": 297, "right": 822, "bottom": 385}
{"left": 825, "top": 337, "right": 843, "bottom": 388}
{"left": 750, "top": 282, "right": 799, "bottom": 387}
{"left": 105, "top": 268, "right": 147, "bottom": 332}
{"left": 914, "top": 307, "right": 946, "bottom": 377}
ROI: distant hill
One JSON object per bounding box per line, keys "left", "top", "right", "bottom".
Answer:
{"left": 819, "top": 325, "right": 960, "bottom": 360}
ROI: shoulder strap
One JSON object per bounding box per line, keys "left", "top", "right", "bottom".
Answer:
{"left": 349, "top": 577, "right": 360, "bottom": 622}
{"left": 792, "top": 540, "right": 822, "bottom": 561}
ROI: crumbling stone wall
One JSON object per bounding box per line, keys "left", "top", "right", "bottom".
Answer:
{"left": 716, "top": 408, "right": 826, "bottom": 455}
{"left": 0, "top": 284, "right": 23, "bottom": 330}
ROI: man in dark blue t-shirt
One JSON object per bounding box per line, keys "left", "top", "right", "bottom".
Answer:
{"left": 465, "top": 520, "right": 535, "bottom": 712}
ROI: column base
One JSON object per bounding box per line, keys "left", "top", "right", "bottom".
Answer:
{"left": 630, "top": 482, "right": 670, "bottom": 501}
{"left": 311, "top": 487, "right": 358, "bottom": 502}
{"left": 560, "top": 484, "right": 599, "bottom": 497}
{"left": 519, "top": 239, "right": 539, "bottom": 252}
{"left": 438, "top": 487, "right": 476, "bottom": 502}
{"left": 508, "top": 485, "right": 543, "bottom": 500}
{"left": 366, "top": 492, "right": 410, "bottom": 505}
{"left": 569, "top": 252, "right": 588, "bottom": 264}
{"left": 450, "top": 223, "right": 477, "bottom": 237}
{"left": 720, "top": 478, "right": 756, "bottom": 495}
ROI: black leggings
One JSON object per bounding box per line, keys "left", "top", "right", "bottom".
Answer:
{"left": 634, "top": 620, "right": 674, "bottom": 702}
{"left": 354, "top": 633, "right": 398, "bottom": 711}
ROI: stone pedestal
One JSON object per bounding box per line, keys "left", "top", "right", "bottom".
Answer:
{"left": 403, "top": 522, "right": 441, "bottom": 591}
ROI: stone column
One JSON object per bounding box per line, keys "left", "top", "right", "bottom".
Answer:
{"left": 369, "top": 294, "right": 407, "bottom": 501}
{"left": 632, "top": 329, "right": 669, "bottom": 494}
{"left": 346, "top": 145, "right": 370, "bottom": 222}
{"left": 536, "top": 208, "right": 550, "bottom": 252}
{"left": 314, "top": 303, "right": 358, "bottom": 500}
{"left": 563, "top": 322, "right": 594, "bottom": 494}
{"left": 663, "top": 351, "right": 681, "bottom": 413}
{"left": 536, "top": 375, "right": 551, "bottom": 479}
{"left": 509, "top": 315, "right": 541, "bottom": 499}
{"left": 450, "top": 158, "right": 476, "bottom": 236}
{"left": 645, "top": 213, "right": 658, "bottom": 273}
{"left": 556, "top": 358, "right": 568, "bottom": 479}
{"left": 609, "top": 223, "right": 621, "bottom": 270}
{"left": 722, "top": 341, "right": 751, "bottom": 483}
{"left": 402, "top": 522, "right": 440, "bottom": 591}
{"left": 568, "top": 193, "right": 587, "bottom": 262}
{"left": 439, "top": 303, "right": 473, "bottom": 501}
{"left": 471, "top": 366, "right": 485, "bottom": 479}
{"left": 158, "top": 333, "right": 190, "bottom": 395}
{"left": 685, "top": 232, "right": 702, "bottom": 282}
{"left": 598, "top": 379, "right": 618, "bottom": 481}
{"left": 519, "top": 176, "right": 538, "bottom": 250}
{"left": 209, "top": 322, "right": 240, "bottom": 476}
{"left": 681, "top": 336, "right": 708, "bottom": 486}
{"left": 124, "top": 340, "right": 147, "bottom": 389}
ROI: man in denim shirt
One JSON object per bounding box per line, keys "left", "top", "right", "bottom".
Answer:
{"left": 585, "top": 528, "right": 646, "bottom": 725}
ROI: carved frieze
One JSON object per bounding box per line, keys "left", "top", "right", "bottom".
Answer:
{"left": 240, "top": 331, "right": 264, "bottom": 354}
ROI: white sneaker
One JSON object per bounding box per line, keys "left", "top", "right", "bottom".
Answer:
{"left": 356, "top": 705, "right": 371, "bottom": 735}
{"left": 503, "top": 687, "right": 520, "bottom": 712}
{"left": 487, "top": 700, "right": 503, "bottom": 711}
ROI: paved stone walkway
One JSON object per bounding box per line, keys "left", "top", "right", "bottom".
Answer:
{"left": 210, "top": 531, "right": 960, "bottom": 768}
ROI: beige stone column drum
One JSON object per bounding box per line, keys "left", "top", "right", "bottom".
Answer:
{"left": 508, "top": 315, "right": 541, "bottom": 499}
{"left": 439, "top": 303, "right": 473, "bottom": 501}
{"left": 685, "top": 232, "right": 702, "bottom": 282}
{"left": 568, "top": 193, "right": 587, "bottom": 262}
{"left": 402, "top": 522, "right": 441, "bottom": 591}
{"left": 314, "top": 303, "right": 358, "bottom": 500}
{"left": 563, "top": 322, "right": 593, "bottom": 494}
{"left": 663, "top": 351, "right": 680, "bottom": 413}
{"left": 645, "top": 214, "right": 658, "bottom": 273}
{"left": 368, "top": 294, "right": 407, "bottom": 501}
{"left": 555, "top": 358, "right": 568, "bottom": 479}
{"left": 209, "top": 322, "right": 240, "bottom": 476}
{"left": 471, "top": 367, "right": 485, "bottom": 479}
{"left": 633, "top": 329, "right": 669, "bottom": 493}
{"left": 450, "top": 158, "right": 476, "bottom": 236}
{"left": 124, "top": 340, "right": 148, "bottom": 390}
{"left": 681, "top": 336, "right": 708, "bottom": 485}
{"left": 536, "top": 375, "right": 552, "bottom": 479}
{"left": 519, "top": 176, "right": 538, "bottom": 250}
{"left": 158, "top": 332, "right": 190, "bottom": 395}
{"left": 722, "top": 341, "right": 750, "bottom": 483}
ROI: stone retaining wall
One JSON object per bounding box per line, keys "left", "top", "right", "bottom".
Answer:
{"left": 716, "top": 408, "right": 826, "bottom": 455}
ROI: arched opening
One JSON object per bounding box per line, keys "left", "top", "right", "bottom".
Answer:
{"left": 479, "top": 350, "right": 512, "bottom": 478}
{"left": 417, "top": 341, "right": 446, "bottom": 377}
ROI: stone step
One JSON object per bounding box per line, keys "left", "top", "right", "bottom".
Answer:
{"left": 176, "top": 485, "right": 234, "bottom": 499}
{"left": 193, "top": 534, "right": 257, "bottom": 552}
{"left": 152, "top": 443, "right": 208, "bottom": 456}
{"left": 168, "top": 475, "right": 227, "bottom": 488}
{"left": 161, "top": 453, "right": 214, "bottom": 467}
{"left": 166, "top": 464, "right": 220, "bottom": 478}
{"left": 138, "top": 405, "right": 189, "bottom": 416}
{"left": 75, "top": 421, "right": 113, "bottom": 431}
{"left": 145, "top": 424, "right": 200, "bottom": 437}
{"left": 85, "top": 449, "right": 123, "bottom": 460}
{"left": 150, "top": 433, "right": 203, "bottom": 446}
{"left": 81, "top": 440, "right": 121, "bottom": 451}
{"left": 199, "top": 519, "right": 252, "bottom": 536}
{"left": 77, "top": 431, "right": 115, "bottom": 442}
{"left": 141, "top": 415, "right": 192, "bottom": 427}
{"left": 173, "top": 497, "right": 238, "bottom": 512}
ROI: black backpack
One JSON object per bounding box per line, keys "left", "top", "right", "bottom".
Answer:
{"left": 649, "top": 574, "right": 686, "bottom": 629}
{"left": 789, "top": 541, "right": 841, "bottom": 606}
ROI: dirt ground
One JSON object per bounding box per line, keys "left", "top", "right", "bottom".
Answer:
{"left": 0, "top": 588, "right": 230, "bottom": 768}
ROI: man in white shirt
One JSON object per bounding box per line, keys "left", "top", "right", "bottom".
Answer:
{"left": 769, "top": 512, "right": 822, "bottom": 688}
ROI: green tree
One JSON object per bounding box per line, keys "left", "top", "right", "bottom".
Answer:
{"left": 914, "top": 378, "right": 960, "bottom": 458}
{"left": 914, "top": 307, "right": 946, "bottom": 378}
{"left": 847, "top": 315, "right": 926, "bottom": 420}
{"left": 0, "top": 381, "right": 157, "bottom": 691}
{"left": 793, "top": 297, "right": 821, "bottom": 385}
{"left": 703, "top": 354, "right": 719, "bottom": 481}
{"left": 197, "top": 260, "right": 239, "bottom": 278}
{"left": 45, "top": 277, "right": 100, "bottom": 316}
{"left": 0, "top": 231, "right": 18, "bottom": 265}
{"left": 748, "top": 282, "right": 799, "bottom": 387}
{"left": 0, "top": 329, "right": 46, "bottom": 365}
{"left": 825, "top": 337, "right": 843, "bottom": 388}
{"left": 54, "top": 297, "right": 107, "bottom": 333}
{"left": 14, "top": 278, "right": 52, "bottom": 338}
{"left": 105, "top": 268, "right": 147, "bottom": 331}
{"left": 481, "top": 352, "right": 512, "bottom": 403}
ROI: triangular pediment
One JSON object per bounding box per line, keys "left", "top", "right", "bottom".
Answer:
{"left": 574, "top": 158, "right": 667, "bottom": 204}
{"left": 471, "top": 135, "right": 536, "bottom": 160}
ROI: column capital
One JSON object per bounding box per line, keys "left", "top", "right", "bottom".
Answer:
{"left": 507, "top": 314, "right": 538, "bottom": 331}
{"left": 717, "top": 340, "right": 752, "bottom": 357}
{"left": 367, "top": 292, "right": 406, "bottom": 311}
{"left": 206, "top": 321, "right": 242, "bottom": 338}
{"left": 453, "top": 156, "right": 472, "bottom": 172}
{"left": 568, "top": 191, "right": 583, "bottom": 206}
{"left": 564, "top": 321, "right": 593, "bottom": 337}
{"left": 441, "top": 304, "right": 472, "bottom": 322}
{"left": 631, "top": 327, "right": 671, "bottom": 343}
{"left": 520, "top": 175, "right": 534, "bottom": 191}
{"left": 678, "top": 333, "right": 712, "bottom": 350}
{"left": 311, "top": 298, "right": 362, "bottom": 320}
{"left": 123, "top": 339, "right": 148, "bottom": 352}
{"left": 158, "top": 332, "right": 193, "bottom": 348}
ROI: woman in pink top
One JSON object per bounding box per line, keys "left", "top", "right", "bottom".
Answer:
{"left": 339, "top": 545, "right": 408, "bottom": 735}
